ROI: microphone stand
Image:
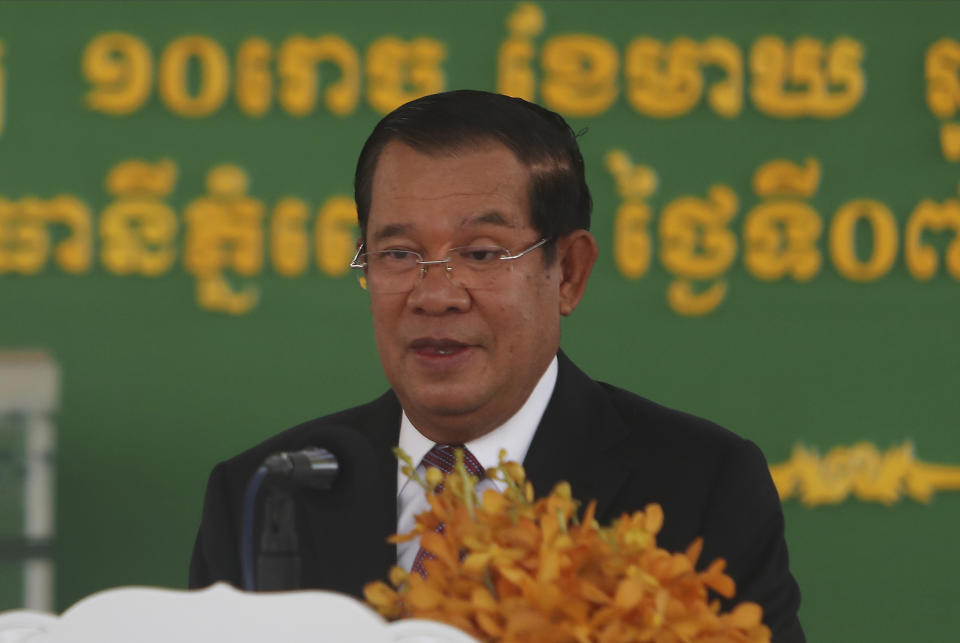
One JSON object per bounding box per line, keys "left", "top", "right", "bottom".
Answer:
{"left": 255, "top": 487, "right": 301, "bottom": 591}
{"left": 240, "top": 446, "right": 337, "bottom": 591}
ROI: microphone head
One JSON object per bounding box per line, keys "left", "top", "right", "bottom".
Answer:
{"left": 264, "top": 424, "right": 381, "bottom": 499}
{"left": 263, "top": 447, "right": 337, "bottom": 490}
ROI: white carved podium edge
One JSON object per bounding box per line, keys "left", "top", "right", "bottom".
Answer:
{"left": 0, "top": 582, "right": 477, "bottom": 643}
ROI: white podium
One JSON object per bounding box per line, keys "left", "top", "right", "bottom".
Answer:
{"left": 0, "top": 583, "right": 476, "bottom": 642}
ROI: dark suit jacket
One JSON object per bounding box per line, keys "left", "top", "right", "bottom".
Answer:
{"left": 190, "top": 352, "right": 804, "bottom": 641}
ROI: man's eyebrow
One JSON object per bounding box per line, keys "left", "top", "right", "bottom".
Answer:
{"left": 370, "top": 211, "right": 516, "bottom": 242}
{"left": 370, "top": 223, "right": 411, "bottom": 242}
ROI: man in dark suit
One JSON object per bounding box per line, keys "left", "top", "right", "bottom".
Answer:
{"left": 190, "top": 90, "right": 804, "bottom": 641}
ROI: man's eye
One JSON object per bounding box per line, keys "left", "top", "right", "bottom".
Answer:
{"left": 373, "top": 250, "right": 418, "bottom": 265}
{"left": 457, "top": 247, "right": 504, "bottom": 264}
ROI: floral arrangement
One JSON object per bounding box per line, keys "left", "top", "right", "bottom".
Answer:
{"left": 364, "top": 449, "right": 771, "bottom": 643}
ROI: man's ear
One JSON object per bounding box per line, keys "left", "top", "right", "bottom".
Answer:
{"left": 556, "top": 230, "right": 598, "bottom": 316}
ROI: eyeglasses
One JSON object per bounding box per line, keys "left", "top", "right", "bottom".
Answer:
{"left": 349, "top": 237, "right": 549, "bottom": 293}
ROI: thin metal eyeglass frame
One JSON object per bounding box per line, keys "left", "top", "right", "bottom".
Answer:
{"left": 348, "top": 237, "right": 549, "bottom": 290}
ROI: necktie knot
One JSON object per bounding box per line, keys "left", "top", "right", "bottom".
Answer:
{"left": 421, "top": 443, "right": 485, "bottom": 479}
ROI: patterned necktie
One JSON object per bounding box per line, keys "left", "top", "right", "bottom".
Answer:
{"left": 410, "top": 443, "right": 485, "bottom": 577}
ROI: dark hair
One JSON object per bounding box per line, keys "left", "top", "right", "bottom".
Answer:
{"left": 354, "top": 90, "right": 592, "bottom": 259}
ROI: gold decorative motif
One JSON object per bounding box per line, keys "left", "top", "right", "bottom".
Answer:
{"left": 541, "top": 34, "right": 619, "bottom": 116}
{"left": 100, "top": 159, "right": 179, "bottom": 276}
{"left": 926, "top": 38, "right": 960, "bottom": 119}
{"left": 744, "top": 158, "right": 823, "bottom": 281}
{"left": 82, "top": 32, "right": 153, "bottom": 115}
{"left": 236, "top": 37, "right": 273, "bottom": 118}
{"left": 905, "top": 182, "right": 960, "bottom": 281}
{"left": 659, "top": 185, "right": 738, "bottom": 316}
{"left": 314, "top": 195, "right": 357, "bottom": 276}
{"left": 0, "top": 196, "right": 92, "bottom": 275}
{"left": 158, "top": 36, "right": 230, "bottom": 117}
{"left": 770, "top": 442, "right": 960, "bottom": 506}
{"left": 941, "top": 122, "right": 960, "bottom": 161}
{"left": 606, "top": 150, "right": 657, "bottom": 279}
{"left": 829, "top": 199, "right": 899, "bottom": 282}
{"left": 928, "top": 41, "right": 960, "bottom": 161}
{"left": 625, "top": 36, "right": 742, "bottom": 118}
{"left": 606, "top": 150, "right": 658, "bottom": 202}
{"left": 366, "top": 37, "right": 446, "bottom": 115}
{"left": 279, "top": 35, "right": 359, "bottom": 117}
{"left": 752, "top": 158, "right": 820, "bottom": 198}
{"left": 750, "top": 36, "right": 864, "bottom": 118}
{"left": 105, "top": 159, "right": 177, "bottom": 197}
{"left": 184, "top": 165, "right": 264, "bottom": 314}
{"left": 497, "top": 2, "right": 545, "bottom": 101}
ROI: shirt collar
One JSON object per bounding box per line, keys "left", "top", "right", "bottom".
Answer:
{"left": 397, "top": 355, "right": 558, "bottom": 494}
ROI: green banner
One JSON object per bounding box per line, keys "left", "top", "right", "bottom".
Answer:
{"left": 1, "top": 2, "right": 958, "bottom": 640}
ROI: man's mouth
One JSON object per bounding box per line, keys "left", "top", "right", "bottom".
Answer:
{"left": 410, "top": 338, "right": 471, "bottom": 357}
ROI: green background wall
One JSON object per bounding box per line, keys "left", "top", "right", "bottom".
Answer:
{"left": 1, "top": 2, "right": 958, "bottom": 640}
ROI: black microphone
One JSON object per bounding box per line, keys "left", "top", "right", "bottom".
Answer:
{"left": 242, "top": 424, "right": 382, "bottom": 592}
{"left": 262, "top": 446, "right": 338, "bottom": 490}
{"left": 265, "top": 423, "right": 382, "bottom": 501}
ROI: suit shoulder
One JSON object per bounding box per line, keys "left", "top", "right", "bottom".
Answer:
{"left": 589, "top": 378, "right": 777, "bottom": 534}
{"left": 595, "top": 379, "right": 753, "bottom": 455}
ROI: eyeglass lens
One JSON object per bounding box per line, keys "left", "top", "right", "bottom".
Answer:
{"left": 363, "top": 247, "right": 516, "bottom": 293}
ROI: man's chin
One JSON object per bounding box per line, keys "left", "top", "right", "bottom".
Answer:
{"left": 408, "top": 391, "right": 484, "bottom": 418}
{"left": 396, "top": 384, "right": 494, "bottom": 433}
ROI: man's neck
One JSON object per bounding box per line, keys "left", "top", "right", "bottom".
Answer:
{"left": 401, "top": 358, "right": 558, "bottom": 443}
{"left": 397, "top": 355, "right": 559, "bottom": 491}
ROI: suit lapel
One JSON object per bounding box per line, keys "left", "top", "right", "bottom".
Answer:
{"left": 523, "top": 352, "right": 636, "bottom": 521}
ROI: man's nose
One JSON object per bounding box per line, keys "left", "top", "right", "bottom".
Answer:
{"left": 406, "top": 262, "right": 471, "bottom": 313}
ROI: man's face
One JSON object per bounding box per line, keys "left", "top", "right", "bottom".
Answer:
{"left": 364, "top": 141, "right": 565, "bottom": 442}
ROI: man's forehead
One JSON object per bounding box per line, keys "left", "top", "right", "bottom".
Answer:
{"left": 366, "top": 141, "right": 532, "bottom": 238}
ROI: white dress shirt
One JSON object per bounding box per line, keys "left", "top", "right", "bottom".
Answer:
{"left": 395, "top": 356, "right": 558, "bottom": 571}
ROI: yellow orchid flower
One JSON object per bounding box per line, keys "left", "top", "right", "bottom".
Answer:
{"left": 365, "top": 450, "right": 771, "bottom": 642}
